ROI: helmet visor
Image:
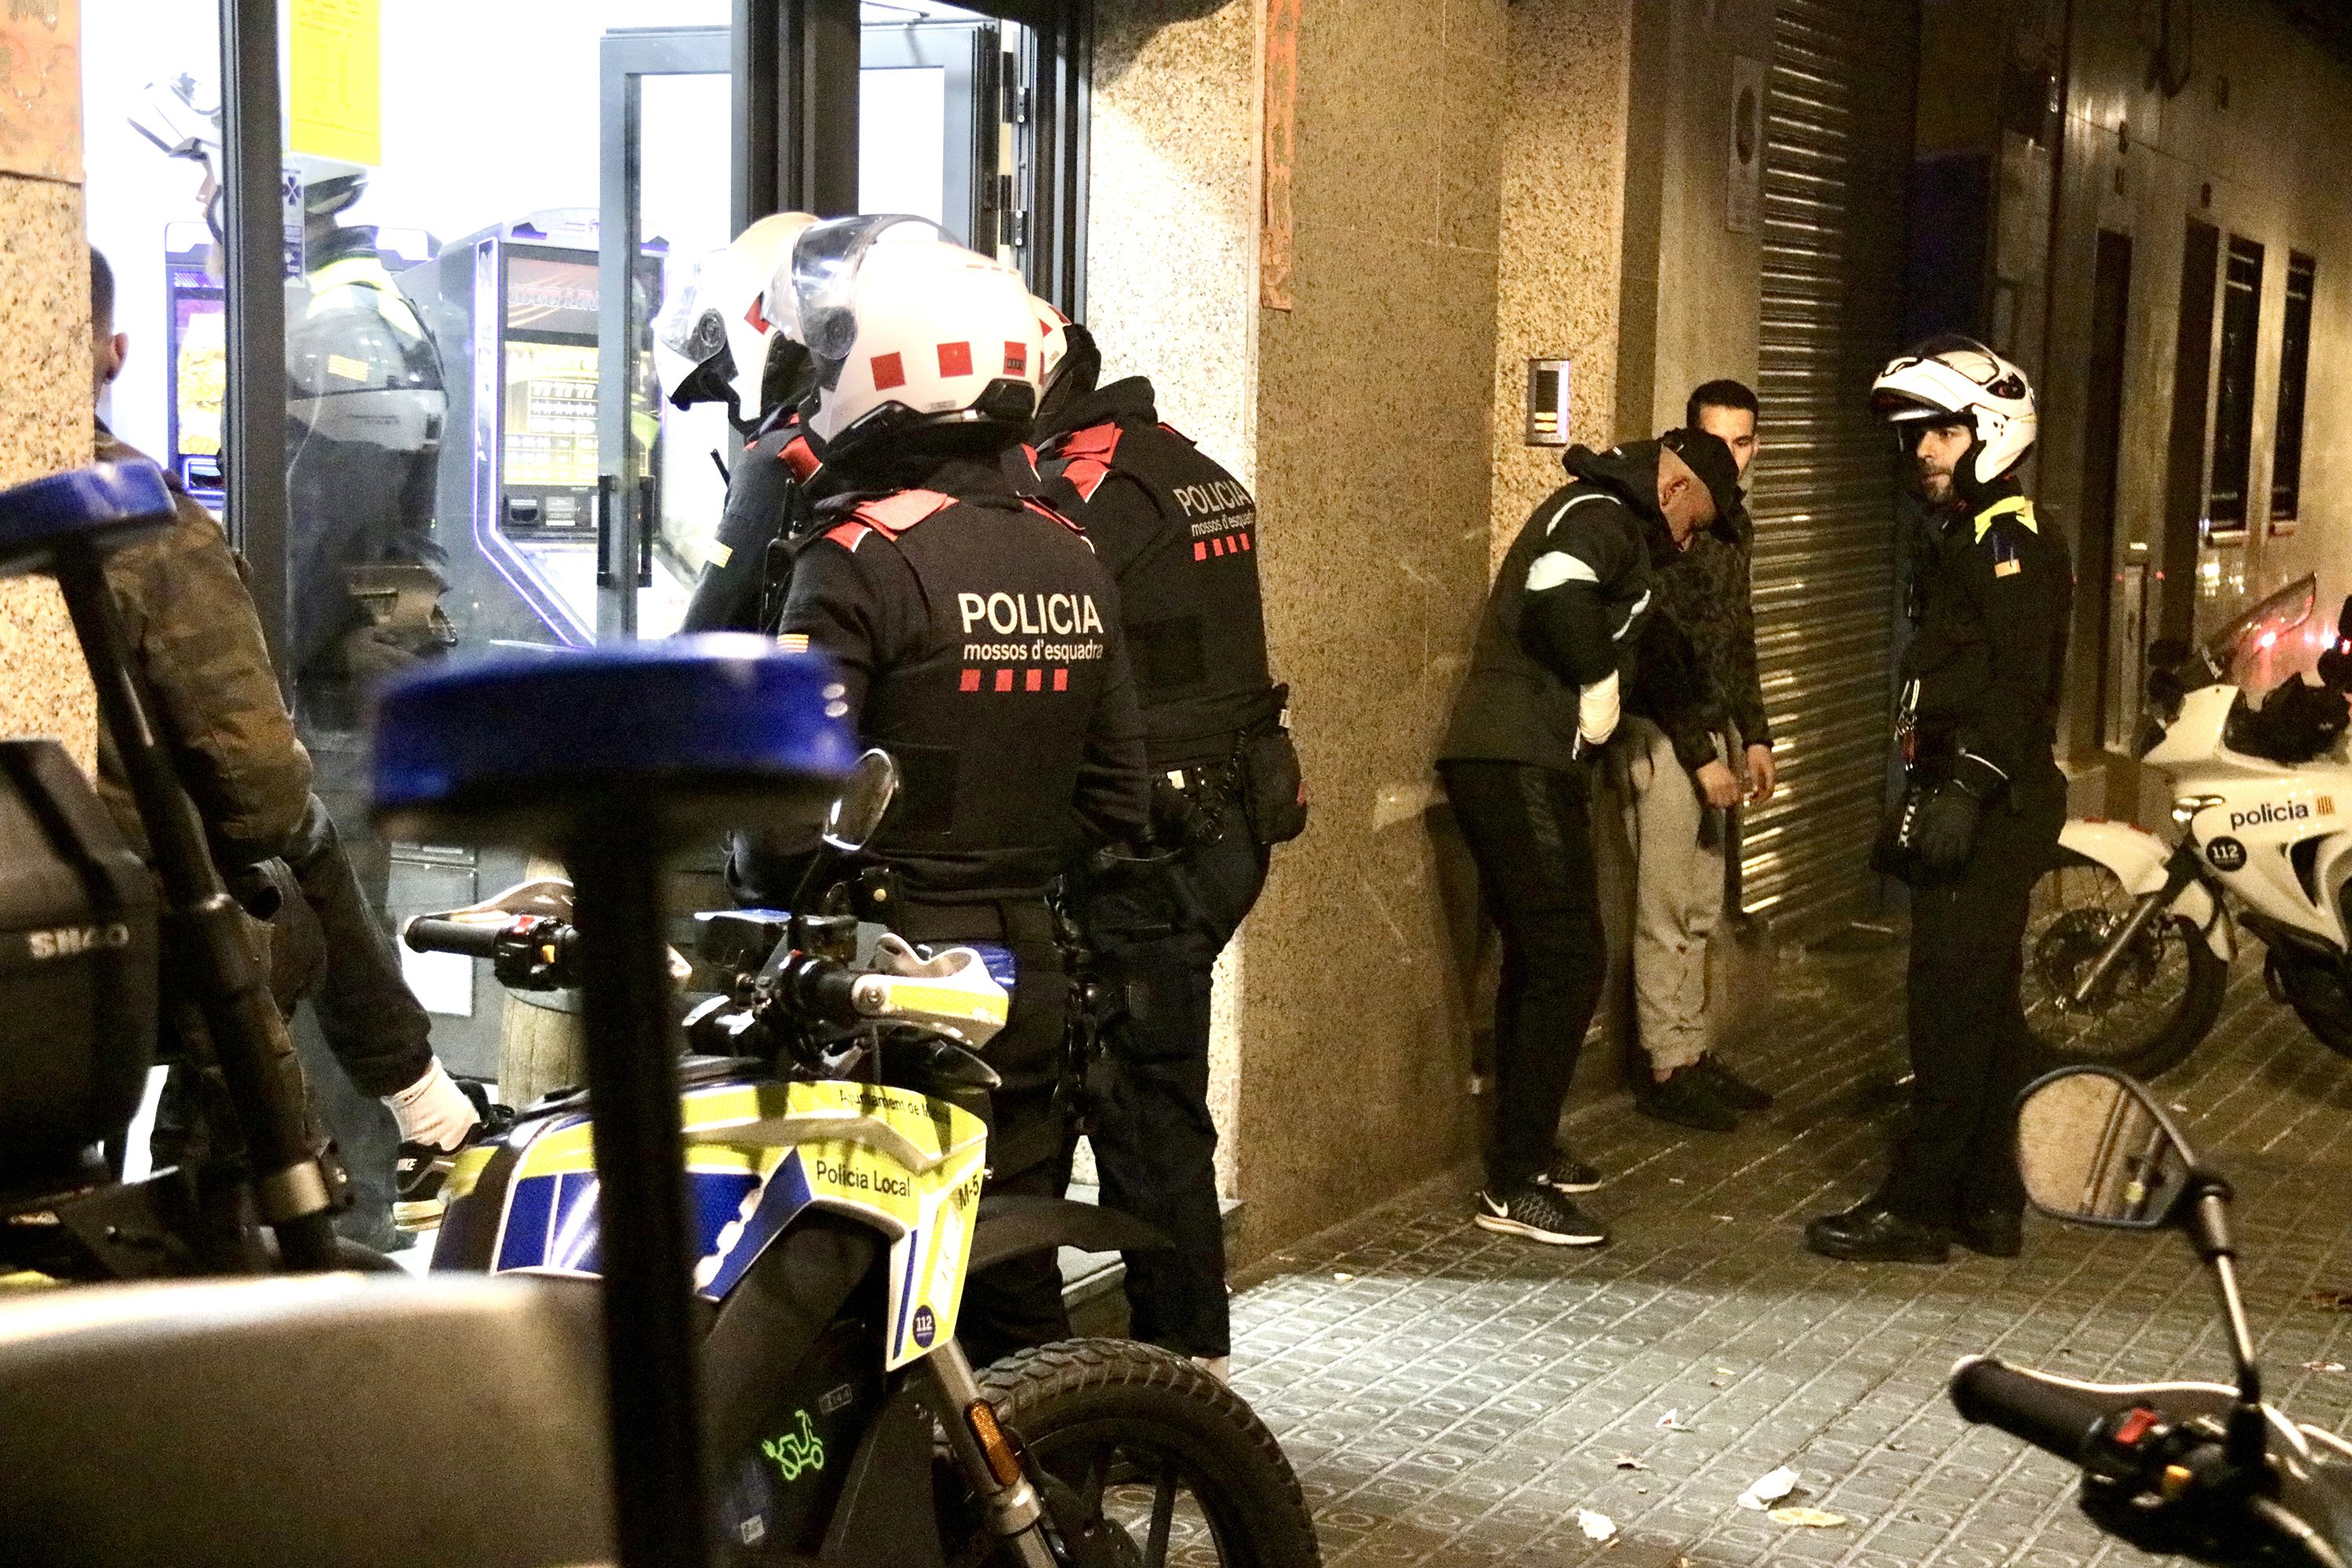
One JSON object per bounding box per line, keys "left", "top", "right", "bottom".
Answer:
{"left": 652, "top": 260, "right": 727, "bottom": 365}
{"left": 789, "top": 214, "right": 949, "bottom": 369}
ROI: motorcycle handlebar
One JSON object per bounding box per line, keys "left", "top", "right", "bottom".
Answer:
{"left": 403, "top": 916, "right": 503, "bottom": 959}
{"left": 789, "top": 958, "right": 860, "bottom": 1024}
{"left": 1951, "top": 1356, "right": 2110, "bottom": 1462}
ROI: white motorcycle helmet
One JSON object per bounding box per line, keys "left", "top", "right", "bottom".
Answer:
{"left": 1029, "top": 296, "right": 1101, "bottom": 427}
{"left": 1869, "top": 335, "right": 2038, "bottom": 492}
{"left": 651, "top": 211, "right": 818, "bottom": 429}
{"left": 788, "top": 215, "right": 1042, "bottom": 459}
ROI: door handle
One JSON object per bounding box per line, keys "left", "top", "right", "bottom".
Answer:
{"left": 637, "top": 477, "right": 655, "bottom": 588}
{"left": 594, "top": 473, "right": 618, "bottom": 589}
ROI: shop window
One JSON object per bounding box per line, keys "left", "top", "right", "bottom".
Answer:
{"left": 2205, "top": 234, "right": 2263, "bottom": 538}
{"left": 2270, "top": 252, "right": 2316, "bottom": 530}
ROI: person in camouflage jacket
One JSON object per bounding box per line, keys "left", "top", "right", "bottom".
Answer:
{"left": 1614, "top": 380, "right": 1779, "bottom": 1132}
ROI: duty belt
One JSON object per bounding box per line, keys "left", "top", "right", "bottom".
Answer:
{"left": 894, "top": 895, "right": 1057, "bottom": 948}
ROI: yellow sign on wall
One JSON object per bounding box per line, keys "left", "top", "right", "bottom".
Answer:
{"left": 0, "top": 0, "right": 82, "bottom": 184}
{"left": 289, "top": 0, "right": 380, "bottom": 167}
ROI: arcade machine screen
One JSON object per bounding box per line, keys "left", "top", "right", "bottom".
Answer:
{"left": 163, "top": 224, "right": 227, "bottom": 505}
{"left": 496, "top": 249, "right": 606, "bottom": 639}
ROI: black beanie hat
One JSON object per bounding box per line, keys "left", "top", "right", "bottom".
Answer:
{"left": 1661, "top": 426, "right": 1743, "bottom": 539}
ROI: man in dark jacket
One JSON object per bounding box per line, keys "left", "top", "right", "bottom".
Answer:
{"left": 1438, "top": 430, "right": 1737, "bottom": 1245}
{"left": 1033, "top": 313, "right": 1298, "bottom": 1381}
{"left": 1618, "top": 380, "right": 1779, "bottom": 1131}
{"left": 740, "top": 220, "right": 1150, "bottom": 1359}
{"left": 92, "top": 250, "right": 478, "bottom": 1221}
{"left": 1806, "top": 337, "right": 2070, "bottom": 1264}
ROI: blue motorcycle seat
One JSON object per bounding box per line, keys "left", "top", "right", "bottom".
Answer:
{"left": 0, "top": 462, "right": 175, "bottom": 576}
{"left": 372, "top": 635, "right": 860, "bottom": 845}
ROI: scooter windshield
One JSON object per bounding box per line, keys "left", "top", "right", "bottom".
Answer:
{"left": 2209, "top": 573, "right": 2318, "bottom": 694}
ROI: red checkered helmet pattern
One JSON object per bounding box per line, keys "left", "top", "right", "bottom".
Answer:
{"left": 790, "top": 216, "right": 1043, "bottom": 454}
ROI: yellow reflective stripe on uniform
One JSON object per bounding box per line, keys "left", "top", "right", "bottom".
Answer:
{"left": 1973, "top": 494, "right": 2037, "bottom": 540}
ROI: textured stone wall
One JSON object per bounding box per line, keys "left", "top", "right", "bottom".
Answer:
{"left": 1485, "top": 0, "right": 1635, "bottom": 569}
{"left": 1234, "top": 0, "right": 1511, "bottom": 1255}
{"left": 1084, "top": 0, "right": 1649, "bottom": 1259}
{"left": 0, "top": 173, "right": 98, "bottom": 775}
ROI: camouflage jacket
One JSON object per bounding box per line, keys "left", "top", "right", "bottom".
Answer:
{"left": 1635, "top": 502, "right": 1773, "bottom": 769}
{"left": 93, "top": 424, "right": 312, "bottom": 869}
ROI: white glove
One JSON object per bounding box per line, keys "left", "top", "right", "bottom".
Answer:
{"left": 1577, "top": 670, "right": 1621, "bottom": 747}
{"left": 385, "top": 1058, "right": 481, "bottom": 1151}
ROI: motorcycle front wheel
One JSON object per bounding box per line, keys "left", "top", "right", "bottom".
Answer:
{"left": 2267, "top": 949, "right": 2352, "bottom": 1058}
{"left": 944, "top": 1338, "right": 1321, "bottom": 1568}
{"left": 2021, "top": 849, "right": 2228, "bottom": 1079}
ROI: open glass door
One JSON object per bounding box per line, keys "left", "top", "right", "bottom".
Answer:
{"left": 598, "top": 27, "right": 736, "bottom": 641}
{"left": 860, "top": 3, "right": 1021, "bottom": 262}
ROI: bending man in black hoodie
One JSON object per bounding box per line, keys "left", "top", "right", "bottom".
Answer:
{"left": 1437, "top": 430, "right": 1738, "bottom": 1247}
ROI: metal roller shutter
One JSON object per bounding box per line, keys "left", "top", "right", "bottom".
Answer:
{"left": 1740, "top": 0, "right": 1918, "bottom": 937}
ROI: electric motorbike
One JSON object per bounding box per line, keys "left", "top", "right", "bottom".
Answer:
{"left": 398, "top": 753, "right": 1322, "bottom": 1566}
{"left": 1951, "top": 1064, "right": 2352, "bottom": 1566}
{"left": 2023, "top": 577, "right": 2352, "bottom": 1077}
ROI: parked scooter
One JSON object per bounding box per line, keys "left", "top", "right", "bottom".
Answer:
{"left": 2024, "top": 578, "right": 2352, "bottom": 1077}
{"left": 398, "top": 751, "right": 1322, "bottom": 1566}
{"left": 1951, "top": 1065, "right": 2352, "bottom": 1566}
{"left": 0, "top": 464, "right": 1319, "bottom": 1566}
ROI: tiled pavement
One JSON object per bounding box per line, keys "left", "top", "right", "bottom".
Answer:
{"left": 1224, "top": 942, "right": 2352, "bottom": 1567}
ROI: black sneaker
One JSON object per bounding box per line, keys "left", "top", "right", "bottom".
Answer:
{"left": 1541, "top": 1152, "right": 1603, "bottom": 1194}
{"left": 1634, "top": 1067, "right": 1740, "bottom": 1132}
{"left": 1693, "top": 1055, "right": 1773, "bottom": 1111}
{"left": 1475, "top": 1182, "right": 1610, "bottom": 1246}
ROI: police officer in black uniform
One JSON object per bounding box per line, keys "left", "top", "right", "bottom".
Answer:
{"left": 1438, "top": 430, "right": 1739, "bottom": 1247}
{"left": 1806, "top": 337, "right": 2071, "bottom": 1265}
{"left": 1031, "top": 310, "right": 1304, "bottom": 1377}
{"left": 738, "top": 218, "right": 1150, "bottom": 1360}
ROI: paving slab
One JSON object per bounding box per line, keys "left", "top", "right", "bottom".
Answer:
{"left": 1228, "top": 944, "right": 2352, "bottom": 1566}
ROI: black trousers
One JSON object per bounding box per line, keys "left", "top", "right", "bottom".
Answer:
{"left": 1082, "top": 818, "right": 1269, "bottom": 1359}
{"left": 932, "top": 922, "right": 1073, "bottom": 1368}
{"left": 1882, "top": 768, "right": 2064, "bottom": 1227}
{"left": 1441, "top": 760, "right": 1607, "bottom": 1191}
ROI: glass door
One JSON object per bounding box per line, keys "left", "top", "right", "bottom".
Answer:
{"left": 598, "top": 26, "right": 735, "bottom": 641}
{"left": 859, "top": 4, "right": 1003, "bottom": 256}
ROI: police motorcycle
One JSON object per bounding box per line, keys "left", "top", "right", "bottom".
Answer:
{"left": 0, "top": 462, "right": 1316, "bottom": 1568}
{"left": 2023, "top": 577, "right": 2352, "bottom": 1077}
{"left": 397, "top": 751, "right": 1321, "bottom": 1567}
{"left": 1950, "top": 1065, "right": 2352, "bottom": 1567}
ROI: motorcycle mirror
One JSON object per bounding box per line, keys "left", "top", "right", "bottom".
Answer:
{"left": 822, "top": 749, "right": 898, "bottom": 855}
{"left": 2015, "top": 1065, "right": 2198, "bottom": 1230}
{"left": 2017, "top": 1066, "right": 2267, "bottom": 1459}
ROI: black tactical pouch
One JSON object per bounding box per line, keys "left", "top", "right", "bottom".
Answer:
{"left": 1239, "top": 691, "right": 1308, "bottom": 847}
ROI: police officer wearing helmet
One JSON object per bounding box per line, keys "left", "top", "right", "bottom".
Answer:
{"left": 1030, "top": 303, "right": 1303, "bottom": 1380}
{"left": 650, "top": 212, "right": 830, "bottom": 634}
{"left": 1439, "top": 429, "right": 1740, "bottom": 1248}
{"left": 736, "top": 216, "right": 1150, "bottom": 1359}
{"left": 1806, "top": 336, "right": 2071, "bottom": 1265}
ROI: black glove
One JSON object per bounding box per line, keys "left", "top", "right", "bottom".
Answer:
{"left": 1913, "top": 782, "right": 1982, "bottom": 873}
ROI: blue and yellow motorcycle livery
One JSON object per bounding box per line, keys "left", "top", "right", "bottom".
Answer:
{"left": 405, "top": 756, "right": 1321, "bottom": 1568}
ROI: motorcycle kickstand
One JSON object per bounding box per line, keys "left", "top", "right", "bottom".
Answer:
{"left": 924, "top": 1341, "right": 1061, "bottom": 1568}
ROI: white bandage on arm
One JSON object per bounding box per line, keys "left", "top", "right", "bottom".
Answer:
{"left": 1577, "top": 670, "right": 1621, "bottom": 746}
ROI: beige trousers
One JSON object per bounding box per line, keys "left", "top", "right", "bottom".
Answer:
{"left": 1616, "top": 717, "right": 1726, "bottom": 1074}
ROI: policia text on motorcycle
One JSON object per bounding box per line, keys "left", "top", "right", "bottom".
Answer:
{"left": 1439, "top": 428, "right": 1742, "bottom": 1248}
{"left": 1806, "top": 337, "right": 2071, "bottom": 1266}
